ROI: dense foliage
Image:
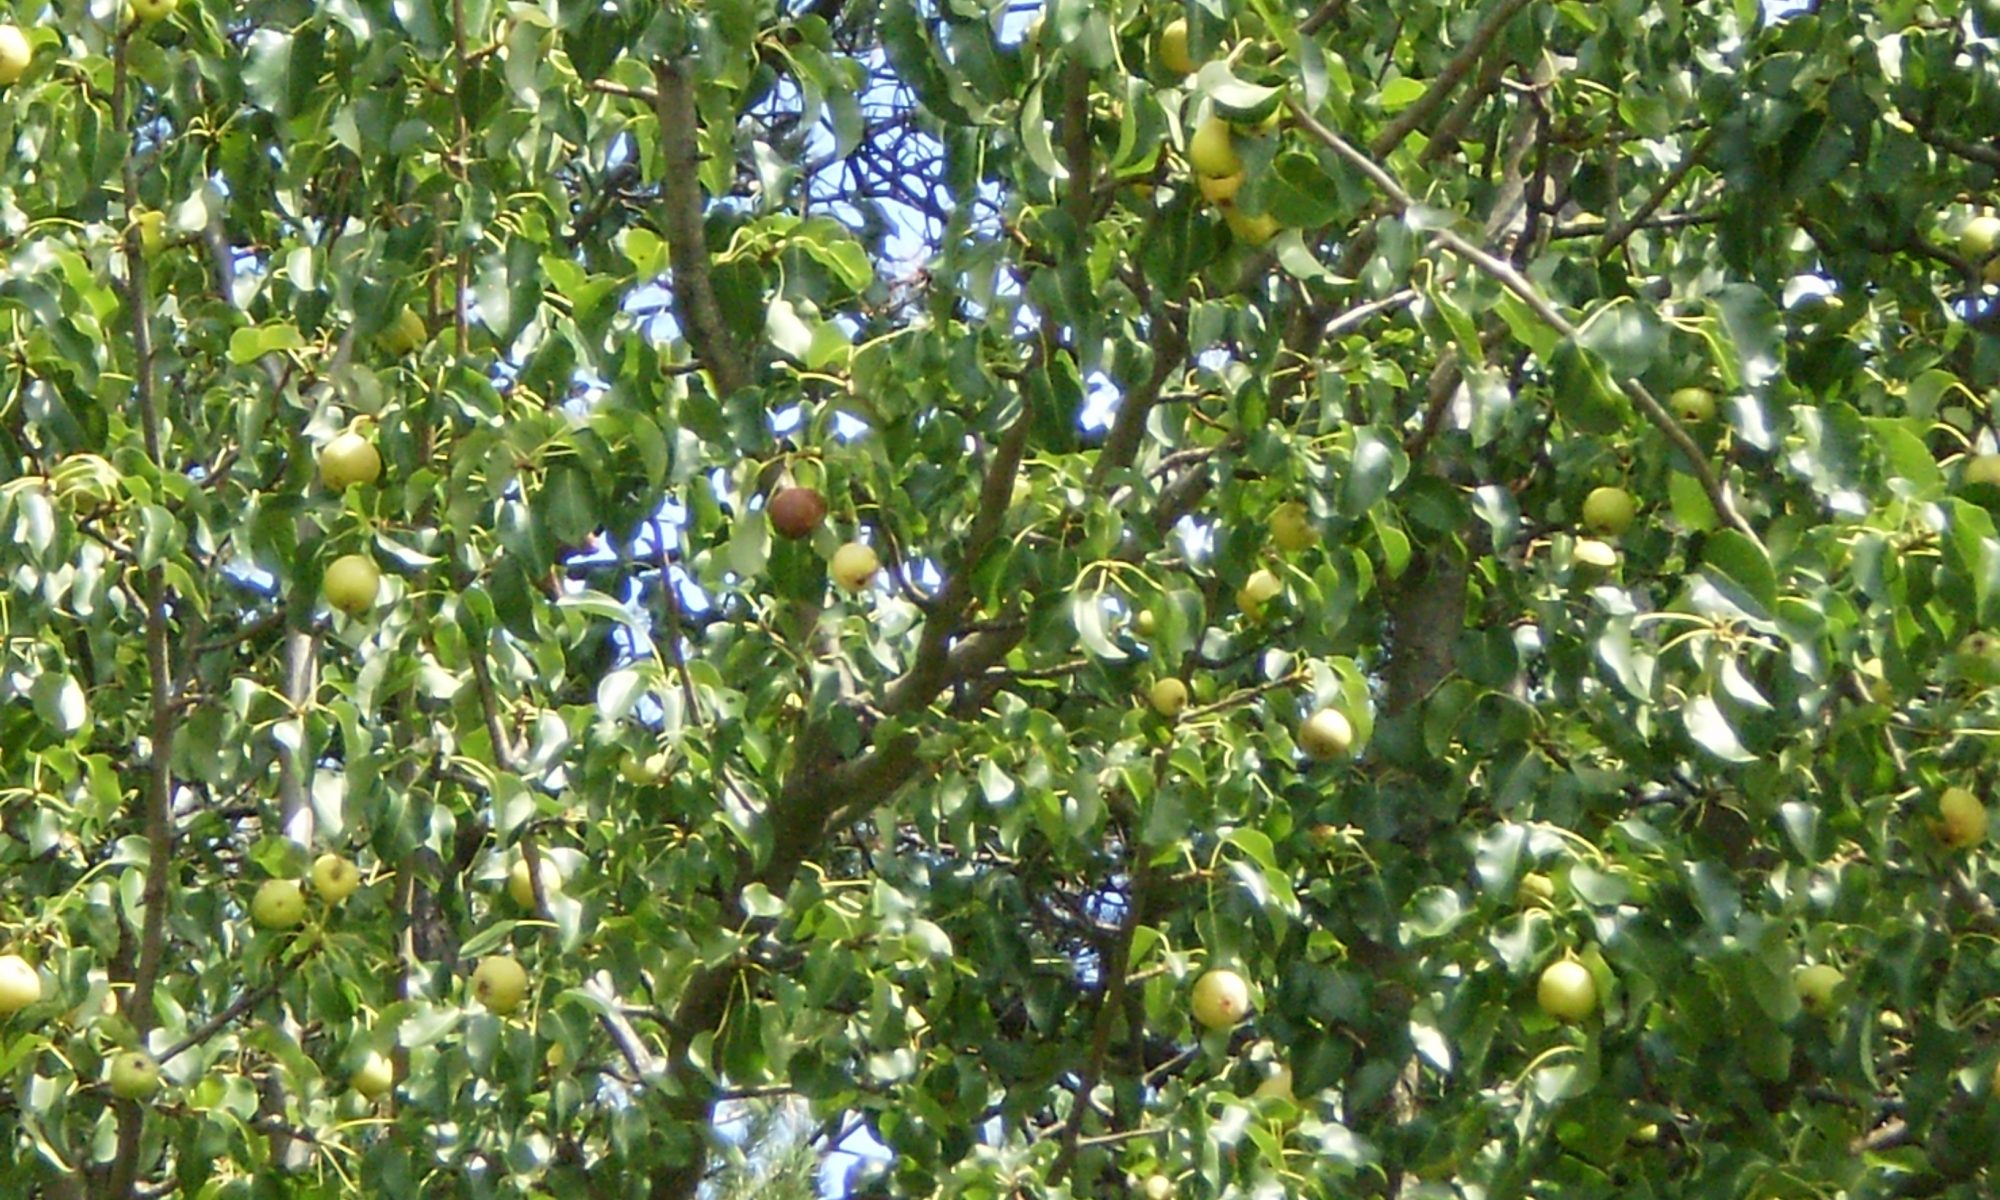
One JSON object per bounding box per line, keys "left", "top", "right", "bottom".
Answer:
{"left": 6, "top": 0, "right": 2000, "bottom": 1196}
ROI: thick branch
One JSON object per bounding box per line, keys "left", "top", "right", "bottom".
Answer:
{"left": 654, "top": 60, "right": 753, "bottom": 397}
{"left": 644, "top": 412, "right": 1033, "bottom": 1200}
{"left": 1089, "top": 310, "right": 1187, "bottom": 487}
{"left": 106, "top": 22, "right": 175, "bottom": 1199}
{"left": 880, "top": 414, "right": 1031, "bottom": 717}
{"left": 1061, "top": 57, "right": 1095, "bottom": 231}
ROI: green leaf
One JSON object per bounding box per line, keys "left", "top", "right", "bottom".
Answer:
{"left": 1222, "top": 827, "right": 1277, "bottom": 872}
{"left": 1341, "top": 428, "right": 1404, "bottom": 517}
{"left": 1667, "top": 471, "right": 1719, "bottom": 532}
{"left": 1019, "top": 79, "right": 1065, "bottom": 181}
{"left": 226, "top": 322, "right": 304, "bottom": 365}
{"left": 1550, "top": 339, "right": 1628, "bottom": 433}
{"left": 1575, "top": 299, "right": 1666, "bottom": 378}
{"left": 1377, "top": 76, "right": 1428, "bottom": 111}
{"left": 1195, "top": 60, "right": 1284, "bottom": 123}
{"left": 1700, "top": 529, "right": 1778, "bottom": 620}
{"left": 1683, "top": 695, "right": 1757, "bottom": 764}
{"left": 1071, "top": 590, "right": 1128, "bottom": 660}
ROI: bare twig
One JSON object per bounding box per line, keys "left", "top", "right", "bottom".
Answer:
{"left": 1553, "top": 210, "right": 1716, "bottom": 240}
{"left": 1298, "top": 0, "right": 1351, "bottom": 34}
{"left": 468, "top": 644, "right": 523, "bottom": 771}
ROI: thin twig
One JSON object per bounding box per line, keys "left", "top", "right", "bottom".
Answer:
{"left": 1910, "top": 121, "right": 2000, "bottom": 169}
{"left": 1323, "top": 289, "right": 1417, "bottom": 340}
{"left": 156, "top": 979, "right": 283, "bottom": 1066}
{"left": 1369, "top": 0, "right": 1538, "bottom": 160}
{"left": 1597, "top": 127, "right": 1717, "bottom": 256}
{"left": 1287, "top": 99, "right": 1763, "bottom": 550}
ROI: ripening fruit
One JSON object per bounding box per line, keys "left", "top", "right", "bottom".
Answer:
{"left": 323, "top": 554, "right": 381, "bottom": 616}
{"left": 1237, "top": 568, "right": 1282, "bottom": 617}
{"left": 1964, "top": 454, "right": 2000, "bottom": 487}
{"left": 1190, "top": 968, "right": 1252, "bottom": 1029}
{"left": 1670, "top": 387, "right": 1716, "bottom": 424}
{"left": 351, "top": 1050, "right": 394, "bottom": 1100}
{"left": 319, "top": 431, "right": 381, "bottom": 491}
{"left": 1223, "top": 206, "right": 1281, "bottom": 246}
{"left": 1517, "top": 872, "right": 1556, "bottom": 905}
{"left": 769, "top": 486, "right": 828, "bottom": 540}
{"left": 251, "top": 880, "right": 307, "bottom": 930}
{"left": 1537, "top": 959, "right": 1596, "bottom": 1022}
{"left": 1187, "top": 116, "right": 1241, "bottom": 179}
{"left": 128, "top": 0, "right": 177, "bottom": 22}
{"left": 1938, "top": 786, "right": 1988, "bottom": 850}
{"left": 1149, "top": 678, "right": 1188, "bottom": 718}
{"left": 472, "top": 956, "right": 530, "bottom": 1015}
{"left": 379, "top": 306, "right": 427, "bottom": 357}
{"left": 0, "top": 26, "right": 29, "bottom": 86}
{"left": 1197, "top": 171, "right": 1244, "bottom": 204}
{"left": 1143, "top": 1175, "right": 1174, "bottom": 1200}
{"left": 0, "top": 954, "right": 40, "bottom": 1015}
{"left": 1269, "top": 502, "right": 1315, "bottom": 553}
{"left": 1299, "top": 708, "right": 1353, "bottom": 761}
{"left": 311, "top": 853, "right": 361, "bottom": 904}
{"left": 1962, "top": 215, "right": 2000, "bottom": 261}
{"left": 1134, "top": 609, "right": 1157, "bottom": 636}
{"left": 1795, "top": 963, "right": 1843, "bottom": 1014}
{"left": 619, "top": 751, "right": 669, "bottom": 785}
{"left": 109, "top": 1050, "right": 162, "bottom": 1100}
{"left": 1570, "top": 539, "right": 1618, "bottom": 587}
{"left": 1157, "top": 18, "right": 1194, "bottom": 75}
{"left": 509, "top": 856, "right": 562, "bottom": 907}
{"left": 1252, "top": 1063, "right": 1295, "bottom": 1101}
{"left": 134, "top": 209, "right": 165, "bottom": 256}
{"left": 830, "top": 542, "right": 879, "bottom": 592}
{"left": 1581, "top": 486, "right": 1636, "bottom": 537}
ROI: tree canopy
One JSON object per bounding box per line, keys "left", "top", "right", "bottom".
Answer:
{"left": 6, "top": 0, "right": 2000, "bottom": 1196}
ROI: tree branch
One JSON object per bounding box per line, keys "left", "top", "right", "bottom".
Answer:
{"left": 1908, "top": 119, "right": 2000, "bottom": 169}
{"left": 1369, "top": 0, "right": 1537, "bottom": 160}
{"left": 1047, "top": 861, "right": 1146, "bottom": 1186}
{"left": 643, "top": 410, "right": 1034, "bottom": 1200}
{"left": 1596, "top": 126, "right": 1717, "bottom": 256}
{"left": 155, "top": 979, "right": 283, "bottom": 1068}
{"left": 880, "top": 413, "right": 1032, "bottom": 717}
{"left": 654, "top": 59, "right": 753, "bottom": 397}
{"left": 1288, "top": 99, "right": 1763, "bottom": 549}
{"left": 1061, "top": 56, "right": 1095, "bottom": 232}
{"left": 1090, "top": 310, "right": 1187, "bottom": 487}
{"left": 102, "top": 20, "right": 179, "bottom": 1200}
